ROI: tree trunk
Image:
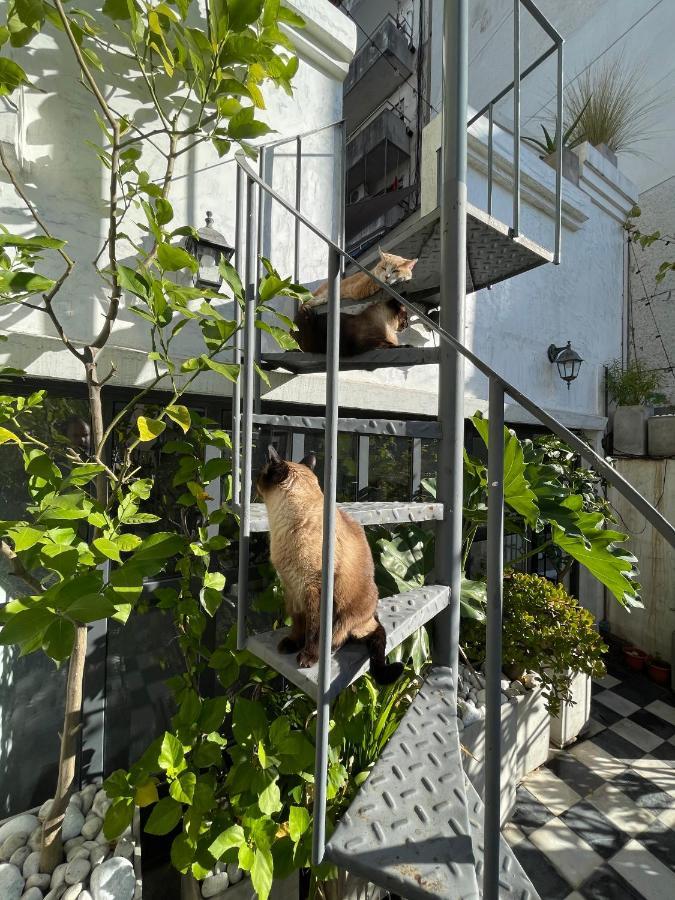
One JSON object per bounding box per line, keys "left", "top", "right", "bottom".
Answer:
{"left": 40, "top": 357, "right": 106, "bottom": 872}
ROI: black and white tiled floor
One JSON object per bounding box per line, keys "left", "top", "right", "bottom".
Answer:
{"left": 504, "top": 661, "right": 675, "bottom": 900}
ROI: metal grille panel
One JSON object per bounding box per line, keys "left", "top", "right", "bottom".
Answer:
{"left": 247, "top": 501, "right": 444, "bottom": 532}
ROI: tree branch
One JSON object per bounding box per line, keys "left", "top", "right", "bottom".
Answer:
{"left": 0, "top": 539, "right": 43, "bottom": 593}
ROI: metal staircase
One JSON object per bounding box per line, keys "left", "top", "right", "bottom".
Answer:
{"left": 230, "top": 2, "right": 675, "bottom": 899}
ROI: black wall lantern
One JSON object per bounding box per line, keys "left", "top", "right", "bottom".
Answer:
{"left": 548, "top": 341, "right": 583, "bottom": 389}
{"left": 186, "top": 211, "right": 235, "bottom": 290}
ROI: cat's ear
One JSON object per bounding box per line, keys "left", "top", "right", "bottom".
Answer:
{"left": 378, "top": 245, "right": 386, "bottom": 262}
{"left": 267, "top": 444, "right": 282, "bottom": 465}
{"left": 408, "top": 258, "right": 418, "bottom": 270}
{"left": 300, "top": 452, "right": 317, "bottom": 472}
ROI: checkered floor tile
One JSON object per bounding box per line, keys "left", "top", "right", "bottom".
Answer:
{"left": 506, "top": 657, "right": 675, "bottom": 900}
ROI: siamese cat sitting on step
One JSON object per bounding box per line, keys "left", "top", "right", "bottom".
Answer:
{"left": 294, "top": 249, "right": 418, "bottom": 356}
{"left": 257, "top": 446, "right": 404, "bottom": 684}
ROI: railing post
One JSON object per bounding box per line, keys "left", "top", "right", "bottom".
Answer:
{"left": 312, "top": 243, "right": 341, "bottom": 866}
{"left": 434, "top": 0, "right": 468, "bottom": 692}
{"left": 513, "top": 0, "right": 521, "bottom": 237}
{"left": 232, "top": 166, "right": 243, "bottom": 507}
{"left": 294, "top": 136, "right": 302, "bottom": 283}
{"left": 236, "top": 176, "right": 257, "bottom": 651}
{"left": 487, "top": 101, "right": 494, "bottom": 217}
{"left": 484, "top": 377, "right": 505, "bottom": 900}
{"left": 554, "top": 39, "right": 564, "bottom": 264}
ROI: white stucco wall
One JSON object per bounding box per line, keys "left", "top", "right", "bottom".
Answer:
{"left": 0, "top": 0, "right": 356, "bottom": 393}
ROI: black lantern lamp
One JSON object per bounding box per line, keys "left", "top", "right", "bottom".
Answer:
{"left": 186, "top": 211, "right": 235, "bottom": 290}
{"left": 548, "top": 341, "right": 583, "bottom": 389}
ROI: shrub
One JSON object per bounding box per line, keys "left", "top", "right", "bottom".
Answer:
{"left": 606, "top": 358, "right": 665, "bottom": 406}
{"left": 462, "top": 572, "right": 606, "bottom": 716}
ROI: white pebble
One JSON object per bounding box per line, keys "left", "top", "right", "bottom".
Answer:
{"left": 23, "top": 852, "right": 41, "bottom": 878}
{"left": 0, "top": 817, "right": 39, "bottom": 846}
{"left": 89, "top": 856, "right": 135, "bottom": 900}
{"left": 26, "top": 871, "right": 52, "bottom": 891}
{"left": 51, "top": 863, "right": 68, "bottom": 889}
{"left": 91, "top": 795, "right": 110, "bottom": 822}
{"left": 63, "top": 885, "right": 83, "bottom": 900}
{"left": 94, "top": 830, "right": 110, "bottom": 846}
{"left": 28, "top": 827, "right": 43, "bottom": 853}
{"left": 79, "top": 787, "right": 97, "bottom": 817}
{"left": 81, "top": 843, "right": 98, "bottom": 852}
{"left": 202, "top": 873, "right": 229, "bottom": 898}
{"left": 113, "top": 839, "right": 133, "bottom": 860}
{"left": 500, "top": 679, "right": 511, "bottom": 692}
{"left": 476, "top": 688, "right": 487, "bottom": 705}
{"left": 64, "top": 839, "right": 85, "bottom": 854}
{"left": 80, "top": 892, "right": 93, "bottom": 900}
{"left": 226, "top": 864, "right": 243, "bottom": 885}
{"left": 0, "top": 862, "right": 25, "bottom": 900}
{"left": 10, "top": 847, "right": 32, "bottom": 870}
{"left": 89, "top": 847, "right": 109, "bottom": 868}
{"left": 2, "top": 833, "right": 29, "bottom": 861}
{"left": 68, "top": 795, "right": 82, "bottom": 811}
{"left": 80, "top": 818, "right": 102, "bottom": 842}
{"left": 65, "top": 858, "right": 90, "bottom": 885}
{"left": 38, "top": 800, "right": 55, "bottom": 822}
{"left": 66, "top": 848, "right": 90, "bottom": 863}
{"left": 45, "top": 887, "right": 67, "bottom": 900}
{"left": 61, "top": 808, "right": 85, "bottom": 844}
{"left": 21, "top": 887, "right": 44, "bottom": 900}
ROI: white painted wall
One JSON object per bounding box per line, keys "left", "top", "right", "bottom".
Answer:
{"left": 0, "top": 0, "right": 356, "bottom": 393}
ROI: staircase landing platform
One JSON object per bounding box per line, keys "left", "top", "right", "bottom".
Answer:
{"left": 246, "top": 501, "right": 443, "bottom": 532}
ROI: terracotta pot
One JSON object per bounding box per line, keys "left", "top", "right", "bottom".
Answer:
{"left": 647, "top": 660, "right": 671, "bottom": 685}
{"left": 624, "top": 647, "right": 647, "bottom": 672}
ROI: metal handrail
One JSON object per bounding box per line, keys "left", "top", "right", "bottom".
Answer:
{"left": 234, "top": 148, "right": 675, "bottom": 548}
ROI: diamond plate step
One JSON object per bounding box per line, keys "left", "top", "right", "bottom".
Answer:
{"left": 247, "top": 501, "right": 443, "bottom": 532}
{"left": 465, "top": 778, "right": 540, "bottom": 899}
{"left": 325, "top": 666, "right": 480, "bottom": 900}
{"left": 252, "top": 413, "right": 441, "bottom": 439}
{"left": 247, "top": 585, "right": 449, "bottom": 701}
{"left": 261, "top": 346, "right": 440, "bottom": 374}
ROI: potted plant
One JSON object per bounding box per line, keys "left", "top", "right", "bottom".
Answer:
{"left": 523, "top": 99, "right": 590, "bottom": 186}
{"left": 647, "top": 657, "right": 672, "bottom": 686}
{"left": 624, "top": 646, "right": 648, "bottom": 672}
{"left": 0, "top": 0, "right": 304, "bottom": 896}
{"left": 606, "top": 358, "right": 665, "bottom": 455}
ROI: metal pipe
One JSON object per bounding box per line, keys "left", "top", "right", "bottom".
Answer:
{"left": 433, "top": 0, "right": 468, "bottom": 690}
{"left": 554, "top": 41, "right": 564, "bottom": 264}
{"left": 519, "top": 0, "right": 564, "bottom": 42}
{"left": 487, "top": 102, "right": 494, "bottom": 217}
{"left": 483, "top": 378, "right": 505, "bottom": 900}
{"left": 254, "top": 148, "right": 265, "bottom": 413}
{"left": 258, "top": 117, "right": 344, "bottom": 151}
{"left": 232, "top": 167, "right": 243, "bottom": 506}
{"left": 312, "top": 243, "right": 341, "bottom": 866}
{"left": 234, "top": 155, "right": 675, "bottom": 549}
{"left": 236, "top": 176, "right": 257, "bottom": 651}
{"left": 294, "top": 136, "right": 302, "bottom": 283}
{"left": 513, "top": 0, "right": 521, "bottom": 237}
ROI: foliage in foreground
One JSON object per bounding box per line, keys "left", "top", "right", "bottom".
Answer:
{"left": 462, "top": 571, "right": 606, "bottom": 716}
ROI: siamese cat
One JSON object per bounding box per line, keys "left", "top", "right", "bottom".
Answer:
{"left": 257, "top": 446, "right": 404, "bottom": 684}
{"left": 294, "top": 249, "right": 417, "bottom": 356}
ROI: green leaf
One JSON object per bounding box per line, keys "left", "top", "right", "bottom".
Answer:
{"left": 93, "top": 537, "right": 122, "bottom": 563}
{"left": 278, "top": 6, "right": 305, "bottom": 27}
{"left": 258, "top": 778, "right": 281, "bottom": 815}
{"left": 238, "top": 844, "right": 255, "bottom": 871}
{"left": 42, "top": 618, "right": 75, "bottom": 662}
{"left": 103, "top": 798, "right": 134, "bottom": 839}
{"left": 0, "top": 58, "right": 30, "bottom": 96}
{"left": 0, "top": 234, "right": 66, "bottom": 251}
{"left": 203, "top": 357, "right": 239, "bottom": 382}
{"left": 166, "top": 404, "right": 191, "bottom": 434}
{"left": 0, "top": 606, "right": 53, "bottom": 647}
{"left": 9, "top": 525, "right": 44, "bottom": 551}
{"left": 65, "top": 593, "right": 116, "bottom": 623}
{"left": 209, "top": 824, "right": 245, "bottom": 860}
{"left": 171, "top": 832, "right": 196, "bottom": 873}
{"left": 117, "top": 265, "right": 151, "bottom": 300}
{"left": 251, "top": 846, "right": 274, "bottom": 900}
{"left": 145, "top": 796, "right": 183, "bottom": 835}
{"left": 157, "top": 243, "right": 198, "bottom": 273}
{"left": 199, "top": 695, "right": 229, "bottom": 732}
{"left": 132, "top": 531, "right": 184, "bottom": 560}
{"left": 218, "top": 258, "right": 244, "bottom": 298}
{"left": 170, "top": 770, "right": 196, "bottom": 805}
{"left": 137, "top": 416, "right": 166, "bottom": 442}
{"left": 135, "top": 779, "right": 160, "bottom": 808}
{"left": 159, "top": 732, "right": 185, "bottom": 774}
{"left": 0, "top": 426, "right": 21, "bottom": 445}
{"left": 155, "top": 198, "right": 174, "bottom": 226}
{"left": 288, "top": 806, "right": 310, "bottom": 842}
{"left": 228, "top": 0, "right": 265, "bottom": 30}
{"left": 0, "top": 270, "right": 55, "bottom": 293}
{"left": 228, "top": 106, "right": 273, "bottom": 141}
{"left": 232, "top": 697, "right": 268, "bottom": 746}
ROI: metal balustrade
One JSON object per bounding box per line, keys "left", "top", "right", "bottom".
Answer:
{"left": 229, "top": 2, "right": 675, "bottom": 897}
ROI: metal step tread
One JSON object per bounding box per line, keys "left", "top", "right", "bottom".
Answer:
{"left": 247, "top": 501, "right": 443, "bottom": 532}
{"left": 247, "top": 585, "right": 449, "bottom": 702}
{"left": 325, "top": 666, "right": 479, "bottom": 900}
{"left": 252, "top": 412, "right": 441, "bottom": 439}
{"left": 465, "top": 778, "right": 540, "bottom": 899}
{"left": 261, "top": 346, "right": 440, "bottom": 374}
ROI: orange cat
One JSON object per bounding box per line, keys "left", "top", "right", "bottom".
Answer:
{"left": 295, "top": 249, "right": 417, "bottom": 356}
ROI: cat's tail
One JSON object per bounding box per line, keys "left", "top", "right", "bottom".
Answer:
{"left": 366, "top": 619, "right": 404, "bottom": 685}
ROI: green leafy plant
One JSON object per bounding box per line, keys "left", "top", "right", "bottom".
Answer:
{"left": 462, "top": 571, "right": 607, "bottom": 716}
{"left": 0, "top": 0, "right": 306, "bottom": 874}
{"left": 606, "top": 358, "right": 665, "bottom": 406}
{"left": 523, "top": 98, "right": 590, "bottom": 155}
{"left": 625, "top": 205, "right": 675, "bottom": 285}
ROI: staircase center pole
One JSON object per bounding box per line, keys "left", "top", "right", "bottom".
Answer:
{"left": 434, "top": 0, "right": 468, "bottom": 689}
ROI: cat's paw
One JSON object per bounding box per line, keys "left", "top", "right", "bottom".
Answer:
{"left": 297, "top": 649, "right": 319, "bottom": 668}
{"left": 278, "top": 636, "right": 301, "bottom": 654}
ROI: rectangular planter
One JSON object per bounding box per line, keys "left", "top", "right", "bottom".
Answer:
{"left": 649, "top": 415, "right": 675, "bottom": 458}
{"left": 460, "top": 687, "right": 550, "bottom": 825}
{"left": 614, "top": 406, "right": 652, "bottom": 456}
{"left": 550, "top": 672, "right": 591, "bottom": 748}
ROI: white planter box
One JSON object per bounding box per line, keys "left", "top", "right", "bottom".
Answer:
{"left": 614, "top": 405, "right": 652, "bottom": 456}
{"left": 461, "top": 687, "right": 550, "bottom": 825}
{"left": 549, "top": 672, "right": 591, "bottom": 748}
